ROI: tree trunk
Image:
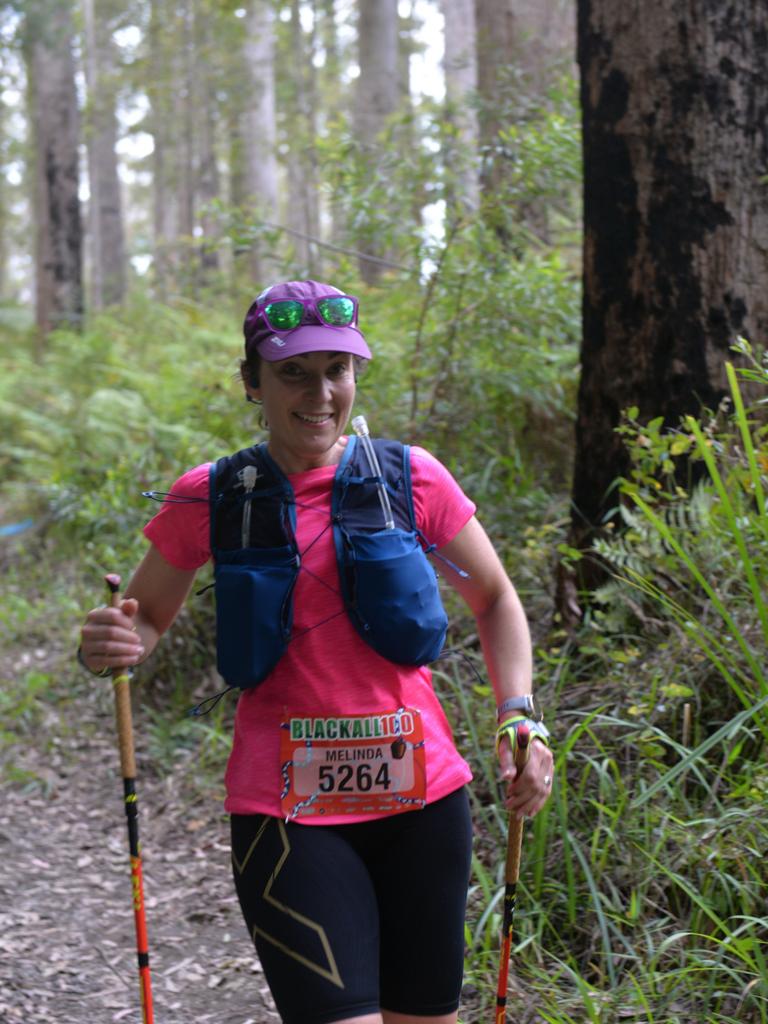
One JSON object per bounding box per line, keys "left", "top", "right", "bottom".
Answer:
{"left": 178, "top": 0, "right": 196, "bottom": 251}
{"left": 24, "top": 0, "right": 83, "bottom": 333}
{"left": 148, "top": 0, "right": 176, "bottom": 298}
{"left": 474, "top": 0, "right": 515, "bottom": 242}
{"left": 241, "top": 0, "right": 279, "bottom": 283}
{"left": 147, "top": 0, "right": 200, "bottom": 295}
{"left": 285, "top": 0, "right": 320, "bottom": 276}
{"left": 0, "top": 98, "right": 7, "bottom": 300}
{"left": 475, "top": 0, "right": 575, "bottom": 245}
{"left": 440, "top": 0, "right": 479, "bottom": 218}
{"left": 510, "top": 0, "right": 576, "bottom": 92}
{"left": 354, "top": 0, "right": 399, "bottom": 284}
{"left": 197, "top": 83, "right": 221, "bottom": 279}
{"left": 193, "top": 0, "right": 221, "bottom": 281}
{"left": 314, "top": 0, "right": 343, "bottom": 252}
{"left": 568, "top": 0, "right": 768, "bottom": 586}
{"left": 82, "top": 0, "right": 126, "bottom": 309}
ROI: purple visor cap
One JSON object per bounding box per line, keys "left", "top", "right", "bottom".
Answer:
{"left": 243, "top": 280, "right": 372, "bottom": 362}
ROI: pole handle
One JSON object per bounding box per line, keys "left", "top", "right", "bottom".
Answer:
{"left": 105, "top": 574, "right": 137, "bottom": 779}
{"left": 504, "top": 724, "right": 531, "bottom": 883}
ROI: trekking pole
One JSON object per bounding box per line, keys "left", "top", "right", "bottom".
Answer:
{"left": 105, "top": 573, "right": 154, "bottom": 1024}
{"left": 495, "top": 722, "right": 531, "bottom": 1024}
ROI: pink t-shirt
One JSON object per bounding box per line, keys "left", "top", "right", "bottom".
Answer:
{"left": 144, "top": 443, "right": 475, "bottom": 823}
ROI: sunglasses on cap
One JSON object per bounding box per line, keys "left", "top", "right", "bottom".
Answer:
{"left": 255, "top": 294, "right": 359, "bottom": 333}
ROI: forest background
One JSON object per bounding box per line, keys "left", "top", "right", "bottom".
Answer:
{"left": 0, "top": 1, "right": 766, "bottom": 1022}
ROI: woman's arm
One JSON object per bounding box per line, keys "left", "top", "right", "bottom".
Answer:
{"left": 435, "top": 516, "right": 532, "bottom": 698}
{"left": 79, "top": 544, "right": 198, "bottom": 674}
{"left": 436, "top": 515, "right": 553, "bottom": 818}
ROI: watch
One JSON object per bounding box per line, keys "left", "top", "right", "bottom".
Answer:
{"left": 497, "top": 694, "right": 543, "bottom": 722}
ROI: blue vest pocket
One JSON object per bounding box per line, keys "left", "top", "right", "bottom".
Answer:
{"left": 345, "top": 529, "right": 447, "bottom": 664}
{"left": 214, "top": 546, "right": 299, "bottom": 688}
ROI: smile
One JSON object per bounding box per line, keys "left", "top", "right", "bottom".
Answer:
{"left": 295, "top": 413, "right": 333, "bottom": 424}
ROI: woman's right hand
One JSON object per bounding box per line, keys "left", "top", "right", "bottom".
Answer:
{"left": 79, "top": 597, "right": 144, "bottom": 674}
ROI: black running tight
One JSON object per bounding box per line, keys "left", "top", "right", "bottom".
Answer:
{"left": 231, "top": 787, "right": 473, "bottom": 1024}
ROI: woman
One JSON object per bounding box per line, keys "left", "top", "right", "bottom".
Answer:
{"left": 79, "top": 280, "right": 553, "bottom": 1024}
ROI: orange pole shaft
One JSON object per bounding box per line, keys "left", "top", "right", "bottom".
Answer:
{"left": 106, "top": 574, "right": 154, "bottom": 1024}
{"left": 494, "top": 724, "right": 531, "bottom": 1024}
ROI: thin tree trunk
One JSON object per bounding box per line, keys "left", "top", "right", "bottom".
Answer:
{"left": 82, "top": 0, "right": 126, "bottom": 308}
{"left": 25, "top": 0, "right": 83, "bottom": 334}
{"left": 147, "top": 0, "right": 197, "bottom": 294}
{"left": 305, "top": 11, "right": 321, "bottom": 277}
{"left": 315, "top": 0, "right": 342, "bottom": 252}
{"left": 440, "top": 0, "right": 479, "bottom": 218}
{"left": 285, "top": 0, "right": 319, "bottom": 275}
{"left": 194, "top": 0, "right": 221, "bottom": 281}
{"left": 148, "top": 0, "right": 174, "bottom": 297}
{"left": 354, "top": 0, "right": 399, "bottom": 284}
{"left": 178, "top": 0, "right": 196, "bottom": 249}
{"left": 241, "top": 0, "right": 279, "bottom": 283}
{"left": 475, "top": 0, "right": 515, "bottom": 243}
{"left": 0, "top": 98, "right": 7, "bottom": 300}
{"left": 198, "top": 86, "right": 221, "bottom": 278}
{"left": 508, "top": 0, "right": 576, "bottom": 92}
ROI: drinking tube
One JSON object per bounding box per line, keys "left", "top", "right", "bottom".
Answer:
{"left": 351, "top": 415, "right": 395, "bottom": 529}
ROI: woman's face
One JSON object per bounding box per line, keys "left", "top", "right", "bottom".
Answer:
{"left": 246, "top": 350, "right": 356, "bottom": 472}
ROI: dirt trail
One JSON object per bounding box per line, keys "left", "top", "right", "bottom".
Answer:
{"left": 0, "top": 672, "right": 279, "bottom": 1024}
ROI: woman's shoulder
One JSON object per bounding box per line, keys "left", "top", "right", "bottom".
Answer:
{"left": 408, "top": 444, "right": 452, "bottom": 482}
{"left": 167, "top": 461, "right": 213, "bottom": 496}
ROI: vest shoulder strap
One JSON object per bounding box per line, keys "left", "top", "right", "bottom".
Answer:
{"left": 332, "top": 437, "right": 416, "bottom": 533}
{"left": 210, "top": 444, "right": 295, "bottom": 552}
{"left": 210, "top": 437, "right": 419, "bottom": 552}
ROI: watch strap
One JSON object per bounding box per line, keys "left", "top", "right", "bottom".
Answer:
{"left": 497, "top": 695, "right": 533, "bottom": 719}
{"left": 497, "top": 694, "right": 543, "bottom": 722}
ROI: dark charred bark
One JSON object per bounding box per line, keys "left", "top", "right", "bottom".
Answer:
{"left": 567, "top": 0, "right": 768, "bottom": 602}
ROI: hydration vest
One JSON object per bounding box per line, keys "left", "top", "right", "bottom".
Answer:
{"left": 210, "top": 437, "right": 449, "bottom": 689}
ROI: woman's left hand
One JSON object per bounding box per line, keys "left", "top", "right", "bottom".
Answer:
{"left": 498, "top": 733, "right": 554, "bottom": 819}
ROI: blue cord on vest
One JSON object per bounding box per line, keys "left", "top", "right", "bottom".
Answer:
{"left": 188, "top": 686, "right": 234, "bottom": 717}
{"left": 143, "top": 490, "right": 207, "bottom": 504}
{"left": 421, "top": 539, "right": 470, "bottom": 579}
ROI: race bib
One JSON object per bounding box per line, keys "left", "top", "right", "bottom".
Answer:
{"left": 279, "top": 708, "right": 427, "bottom": 819}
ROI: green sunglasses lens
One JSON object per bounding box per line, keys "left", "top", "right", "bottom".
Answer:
{"left": 265, "top": 300, "right": 303, "bottom": 330}
{"left": 317, "top": 297, "right": 355, "bottom": 326}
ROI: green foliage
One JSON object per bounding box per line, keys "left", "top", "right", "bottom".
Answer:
{"left": 0, "top": 294, "right": 248, "bottom": 559}
{"left": 595, "top": 354, "right": 768, "bottom": 737}
{"left": 438, "top": 637, "right": 768, "bottom": 1023}
{"left": 444, "top": 344, "right": 768, "bottom": 1023}
{"left": 478, "top": 74, "right": 583, "bottom": 250}
{"left": 528, "top": 351, "right": 768, "bottom": 1021}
